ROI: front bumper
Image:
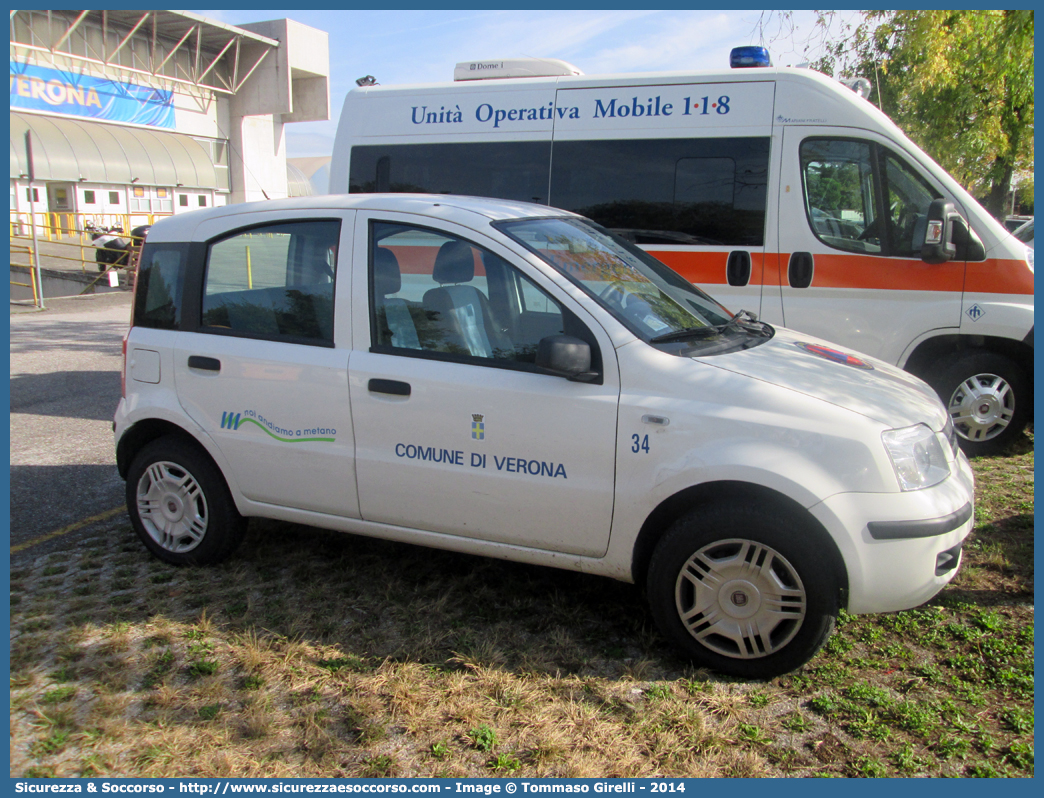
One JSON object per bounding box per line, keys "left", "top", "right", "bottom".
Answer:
{"left": 810, "top": 452, "right": 976, "bottom": 614}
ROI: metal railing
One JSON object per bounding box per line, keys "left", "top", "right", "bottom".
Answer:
{"left": 10, "top": 212, "right": 153, "bottom": 303}
{"left": 9, "top": 210, "right": 163, "bottom": 240}
{"left": 10, "top": 242, "right": 39, "bottom": 306}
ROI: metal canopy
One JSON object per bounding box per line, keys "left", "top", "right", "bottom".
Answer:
{"left": 286, "top": 162, "right": 315, "bottom": 197}
{"left": 11, "top": 112, "right": 223, "bottom": 190}
{"left": 10, "top": 10, "right": 279, "bottom": 96}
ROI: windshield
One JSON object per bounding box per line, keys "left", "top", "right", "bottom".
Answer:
{"left": 497, "top": 216, "right": 771, "bottom": 355}
{"left": 1014, "top": 220, "right": 1034, "bottom": 245}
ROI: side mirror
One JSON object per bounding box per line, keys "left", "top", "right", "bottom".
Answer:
{"left": 952, "top": 217, "right": 987, "bottom": 262}
{"left": 536, "top": 335, "right": 598, "bottom": 382}
{"left": 921, "top": 199, "right": 985, "bottom": 263}
{"left": 921, "top": 199, "right": 957, "bottom": 264}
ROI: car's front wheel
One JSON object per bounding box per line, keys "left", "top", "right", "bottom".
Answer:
{"left": 647, "top": 503, "right": 839, "bottom": 679}
{"left": 126, "top": 436, "right": 246, "bottom": 565}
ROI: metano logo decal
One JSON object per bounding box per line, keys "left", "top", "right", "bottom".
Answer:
{"left": 219, "top": 410, "right": 336, "bottom": 442}
{"left": 795, "top": 342, "right": 874, "bottom": 370}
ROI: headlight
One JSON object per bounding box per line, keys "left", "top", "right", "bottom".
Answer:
{"left": 882, "top": 424, "right": 950, "bottom": 491}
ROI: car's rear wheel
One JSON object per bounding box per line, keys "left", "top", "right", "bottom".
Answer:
{"left": 647, "top": 503, "right": 839, "bottom": 679}
{"left": 126, "top": 436, "right": 246, "bottom": 565}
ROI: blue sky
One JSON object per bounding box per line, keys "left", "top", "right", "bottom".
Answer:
{"left": 192, "top": 9, "right": 855, "bottom": 158}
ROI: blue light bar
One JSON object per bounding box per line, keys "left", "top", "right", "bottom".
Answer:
{"left": 730, "top": 46, "right": 772, "bottom": 69}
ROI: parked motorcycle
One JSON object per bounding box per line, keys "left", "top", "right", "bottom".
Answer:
{"left": 84, "top": 221, "right": 131, "bottom": 271}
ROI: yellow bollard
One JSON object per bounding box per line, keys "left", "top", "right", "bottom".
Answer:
{"left": 245, "top": 245, "right": 253, "bottom": 289}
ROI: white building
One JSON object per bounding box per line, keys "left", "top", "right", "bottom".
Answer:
{"left": 10, "top": 10, "right": 329, "bottom": 224}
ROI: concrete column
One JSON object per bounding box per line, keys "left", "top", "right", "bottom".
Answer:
{"left": 228, "top": 111, "right": 288, "bottom": 204}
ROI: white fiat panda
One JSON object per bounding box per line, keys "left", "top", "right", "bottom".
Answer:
{"left": 115, "top": 194, "right": 974, "bottom": 678}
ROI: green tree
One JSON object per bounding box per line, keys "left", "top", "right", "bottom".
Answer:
{"left": 799, "top": 10, "right": 1034, "bottom": 220}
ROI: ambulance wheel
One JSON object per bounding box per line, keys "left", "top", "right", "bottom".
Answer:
{"left": 646, "top": 503, "right": 838, "bottom": 679}
{"left": 126, "top": 436, "right": 246, "bottom": 565}
{"left": 928, "top": 351, "right": 1029, "bottom": 457}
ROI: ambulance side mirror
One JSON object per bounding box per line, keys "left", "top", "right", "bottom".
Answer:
{"left": 953, "top": 217, "right": 987, "bottom": 262}
{"left": 921, "top": 200, "right": 958, "bottom": 264}
{"left": 536, "top": 335, "right": 598, "bottom": 382}
{"left": 921, "top": 199, "right": 985, "bottom": 264}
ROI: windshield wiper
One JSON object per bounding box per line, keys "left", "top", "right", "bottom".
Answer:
{"left": 648, "top": 309, "right": 771, "bottom": 344}
{"left": 648, "top": 325, "right": 720, "bottom": 344}
{"left": 719, "top": 309, "right": 772, "bottom": 336}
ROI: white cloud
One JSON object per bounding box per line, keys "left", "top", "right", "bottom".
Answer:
{"left": 285, "top": 127, "right": 336, "bottom": 158}
{"left": 573, "top": 12, "right": 740, "bottom": 75}
{"left": 466, "top": 10, "right": 660, "bottom": 61}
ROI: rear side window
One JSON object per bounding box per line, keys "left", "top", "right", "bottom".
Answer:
{"left": 133, "top": 243, "right": 188, "bottom": 330}
{"left": 200, "top": 220, "right": 340, "bottom": 345}
{"left": 549, "top": 137, "right": 770, "bottom": 246}
{"left": 350, "top": 142, "right": 552, "bottom": 204}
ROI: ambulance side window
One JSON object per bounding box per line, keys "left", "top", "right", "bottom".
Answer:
{"left": 801, "top": 138, "right": 942, "bottom": 258}
{"left": 881, "top": 151, "right": 941, "bottom": 257}
{"left": 200, "top": 220, "right": 339, "bottom": 345}
{"left": 800, "top": 139, "right": 881, "bottom": 254}
{"left": 550, "top": 137, "right": 770, "bottom": 246}
{"left": 369, "top": 221, "right": 599, "bottom": 374}
{"left": 350, "top": 142, "right": 552, "bottom": 204}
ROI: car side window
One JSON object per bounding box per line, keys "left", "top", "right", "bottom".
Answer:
{"left": 201, "top": 220, "right": 339, "bottom": 344}
{"left": 800, "top": 139, "right": 882, "bottom": 254}
{"left": 369, "top": 221, "right": 571, "bottom": 367}
{"left": 133, "top": 243, "right": 188, "bottom": 329}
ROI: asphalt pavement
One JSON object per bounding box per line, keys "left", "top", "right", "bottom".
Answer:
{"left": 10, "top": 291, "right": 135, "bottom": 563}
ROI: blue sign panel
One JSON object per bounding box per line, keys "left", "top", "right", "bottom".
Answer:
{"left": 10, "top": 61, "right": 175, "bottom": 128}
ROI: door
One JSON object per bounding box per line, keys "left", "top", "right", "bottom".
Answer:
{"left": 777, "top": 128, "right": 964, "bottom": 362}
{"left": 173, "top": 212, "right": 361, "bottom": 517}
{"left": 348, "top": 212, "right": 620, "bottom": 557}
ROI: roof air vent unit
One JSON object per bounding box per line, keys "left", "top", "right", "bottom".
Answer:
{"left": 454, "top": 58, "right": 584, "bottom": 81}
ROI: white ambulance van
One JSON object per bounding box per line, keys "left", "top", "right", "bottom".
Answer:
{"left": 115, "top": 193, "right": 974, "bottom": 678}
{"left": 329, "top": 50, "right": 1034, "bottom": 456}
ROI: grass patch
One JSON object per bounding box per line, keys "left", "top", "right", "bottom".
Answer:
{"left": 468, "top": 724, "right": 497, "bottom": 753}
{"left": 39, "top": 686, "right": 77, "bottom": 704}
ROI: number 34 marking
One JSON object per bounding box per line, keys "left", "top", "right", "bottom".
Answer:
{"left": 631, "top": 434, "right": 650, "bottom": 454}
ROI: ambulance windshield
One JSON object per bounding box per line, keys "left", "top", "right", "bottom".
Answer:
{"left": 498, "top": 216, "right": 772, "bottom": 355}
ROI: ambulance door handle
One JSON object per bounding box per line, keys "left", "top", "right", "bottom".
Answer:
{"left": 788, "top": 252, "right": 814, "bottom": 289}
{"left": 368, "top": 378, "right": 411, "bottom": 397}
{"left": 726, "top": 251, "right": 752, "bottom": 287}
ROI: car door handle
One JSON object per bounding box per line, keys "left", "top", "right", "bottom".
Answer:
{"left": 726, "top": 250, "right": 752, "bottom": 287}
{"left": 188, "top": 355, "right": 221, "bottom": 372}
{"left": 368, "top": 378, "right": 411, "bottom": 396}
{"left": 788, "top": 252, "right": 814, "bottom": 288}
